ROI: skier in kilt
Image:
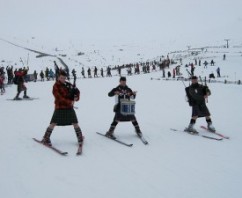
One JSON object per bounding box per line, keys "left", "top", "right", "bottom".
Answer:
{"left": 41, "top": 70, "right": 83, "bottom": 146}
{"left": 185, "top": 76, "right": 216, "bottom": 133}
{"left": 105, "top": 77, "right": 143, "bottom": 139}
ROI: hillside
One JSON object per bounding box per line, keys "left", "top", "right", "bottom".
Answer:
{"left": 1, "top": 49, "right": 242, "bottom": 198}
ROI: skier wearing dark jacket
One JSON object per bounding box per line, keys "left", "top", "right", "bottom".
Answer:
{"left": 14, "top": 68, "right": 30, "bottom": 100}
{"left": 185, "top": 76, "right": 216, "bottom": 133}
{"left": 105, "top": 77, "right": 143, "bottom": 139}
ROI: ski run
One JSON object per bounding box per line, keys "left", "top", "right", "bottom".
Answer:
{"left": 1, "top": 0, "right": 242, "bottom": 197}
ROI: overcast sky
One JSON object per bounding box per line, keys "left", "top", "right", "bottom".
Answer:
{"left": 0, "top": 0, "right": 242, "bottom": 48}
{"left": 0, "top": 0, "right": 242, "bottom": 58}
{"left": 0, "top": 0, "right": 242, "bottom": 69}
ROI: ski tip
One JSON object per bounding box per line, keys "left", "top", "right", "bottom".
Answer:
{"left": 215, "top": 138, "right": 223, "bottom": 141}
{"left": 32, "top": 137, "right": 40, "bottom": 142}
{"left": 170, "top": 128, "right": 178, "bottom": 131}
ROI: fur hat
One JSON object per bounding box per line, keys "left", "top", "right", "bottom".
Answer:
{"left": 191, "top": 76, "right": 198, "bottom": 80}
{"left": 119, "top": 76, "right": 126, "bottom": 81}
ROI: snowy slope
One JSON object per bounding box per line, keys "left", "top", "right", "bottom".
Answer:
{"left": 1, "top": 52, "right": 242, "bottom": 198}
{"left": 1, "top": 0, "right": 242, "bottom": 197}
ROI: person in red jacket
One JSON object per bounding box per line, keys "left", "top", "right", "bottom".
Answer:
{"left": 14, "top": 68, "right": 30, "bottom": 100}
{"left": 41, "top": 70, "right": 83, "bottom": 146}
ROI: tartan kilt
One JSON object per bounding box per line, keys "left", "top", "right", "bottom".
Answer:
{"left": 192, "top": 104, "right": 210, "bottom": 118}
{"left": 114, "top": 112, "right": 136, "bottom": 122}
{"left": 50, "top": 108, "right": 78, "bottom": 126}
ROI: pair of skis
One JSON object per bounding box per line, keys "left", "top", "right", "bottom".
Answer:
{"left": 7, "top": 97, "right": 39, "bottom": 101}
{"left": 200, "top": 126, "right": 229, "bottom": 139}
{"left": 171, "top": 125, "right": 230, "bottom": 141}
{"left": 96, "top": 132, "right": 149, "bottom": 147}
{"left": 33, "top": 138, "right": 83, "bottom": 156}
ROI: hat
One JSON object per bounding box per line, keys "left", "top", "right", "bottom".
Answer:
{"left": 191, "top": 76, "right": 198, "bottom": 80}
{"left": 59, "top": 70, "right": 67, "bottom": 76}
{"left": 120, "top": 76, "right": 126, "bottom": 81}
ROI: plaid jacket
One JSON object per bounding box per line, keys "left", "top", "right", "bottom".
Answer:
{"left": 53, "top": 81, "right": 80, "bottom": 109}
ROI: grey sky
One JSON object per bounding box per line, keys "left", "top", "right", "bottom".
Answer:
{"left": 1, "top": 0, "right": 241, "bottom": 45}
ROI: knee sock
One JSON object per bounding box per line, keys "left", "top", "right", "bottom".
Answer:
{"left": 74, "top": 127, "right": 83, "bottom": 140}
{"left": 190, "top": 119, "right": 196, "bottom": 125}
{"left": 108, "top": 120, "right": 118, "bottom": 133}
{"left": 132, "top": 120, "right": 141, "bottom": 133}
{"left": 43, "top": 127, "right": 53, "bottom": 139}
{"left": 206, "top": 118, "right": 212, "bottom": 124}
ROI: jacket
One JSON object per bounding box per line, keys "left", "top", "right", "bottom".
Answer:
{"left": 53, "top": 81, "right": 80, "bottom": 109}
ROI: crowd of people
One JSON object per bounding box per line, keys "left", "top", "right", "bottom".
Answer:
{"left": 0, "top": 56, "right": 172, "bottom": 85}
{"left": 0, "top": 54, "right": 225, "bottom": 99}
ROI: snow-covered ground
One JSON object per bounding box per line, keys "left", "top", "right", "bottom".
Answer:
{"left": 1, "top": 0, "right": 242, "bottom": 197}
{"left": 1, "top": 50, "right": 242, "bottom": 198}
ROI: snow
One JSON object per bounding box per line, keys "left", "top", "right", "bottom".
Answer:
{"left": 1, "top": 0, "right": 242, "bottom": 198}
{"left": 1, "top": 55, "right": 242, "bottom": 198}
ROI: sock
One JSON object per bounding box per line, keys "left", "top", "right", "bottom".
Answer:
{"left": 132, "top": 120, "right": 141, "bottom": 133}
{"left": 43, "top": 127, "right": 53, "bottom": 139}
{"left": 75, "top": 127, "right": 83, "bottom": 141}
{"left": 206, "top": 118, "right": 212, "bottom": 124}
{"left": 190, "top": 119, "right": 196, "bottom": 125}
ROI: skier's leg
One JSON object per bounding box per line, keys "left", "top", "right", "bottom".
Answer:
{"left": 41, "top": 123, "right": 56, "bottom": 146}
{"left": 205, "top": 117, "right": 216, "bottom": 132}
{"left": 14, "top": 84, "right": 22, "bottom": 100}
{"left": 131, "top": 117, "right": 142, "bottom": 137}
{"left": 105, "top": 117, "right": 118, "bottom": 139}
{"left": 73, "top": 123, "right": 83, "bottom": 144}
{"left": 23, "top": 85, "right": 29, "bottom": 98}
{"left": 186, "top": 116, "right": 198, "bottom": 133}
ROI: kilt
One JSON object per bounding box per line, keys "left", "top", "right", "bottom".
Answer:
{"left": 50, "top": 108, "right": 78, "bottom": 126}
{"left": 114, "top": 112, "right": 136, "bottom": 122}
{"left": 192, "top": 104, "right": 210, "bottom": 117}
{"left": 113, "top": 103, "right": 136, "bottom": 122}
{"left": 17, "top": 84, "right": 26, "bottom": 92}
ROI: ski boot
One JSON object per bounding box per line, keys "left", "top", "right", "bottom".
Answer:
{"left": 14, "top": 96, "right": 22, "bottom": 100}
{"left": 185, "top": 124, "right": 198, "bottom": 134}
{"left": 41, "top": 137, "right": 52, "bottom": 146}
{"left": 23, "top": 95, "right": 30, "bottom": 99}
{"left": 41, "top": 128, "right": 53, "bottom": 146}
{"left": 105, "top": 125, "right": 116, "bottom": 139}
{"left": 105, "top": 131, "right": 116, "bottom": 140}
{"left": 207, "top": 123, "right": 216, "bottom": 132}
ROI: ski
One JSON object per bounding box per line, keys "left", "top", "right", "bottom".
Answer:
{"left": 150, "top": 77, "right": 161, "bottom": 80}
{"left": 200, "top": 126, "right": 230, "bottom": 139}
{"left": 170, "top": 128, "right": 223, "bottom": 141}
{"left": 137, "top": 134, "right": 149, "bottom": 145}
{"left": 7, "top": 97, "right": 39, "bottom": 101}
{"left": 96, "top": 132, "right": 133, "bottom": 147}
{"left": 76, "top": 136, "right": 84, "bottom": 155}
{"left": 33, "top": 138, "right": 68, "bottom": 155}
